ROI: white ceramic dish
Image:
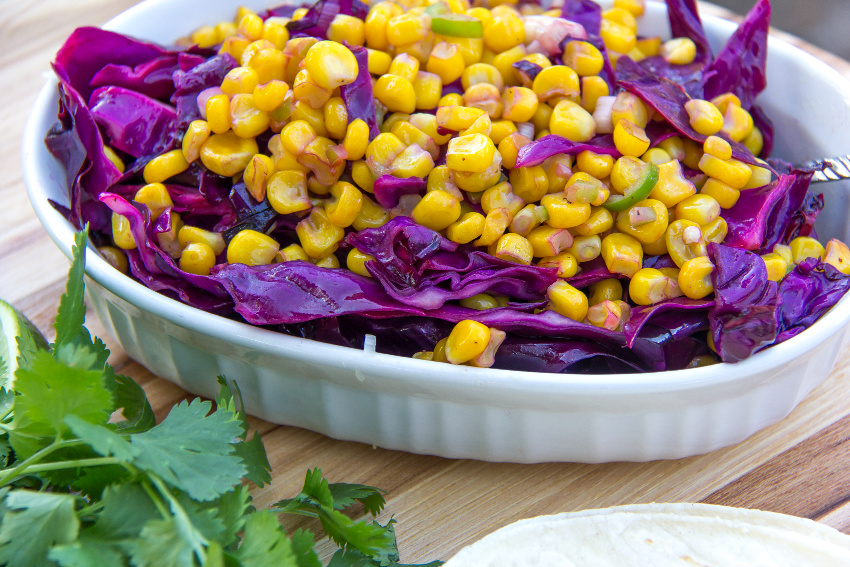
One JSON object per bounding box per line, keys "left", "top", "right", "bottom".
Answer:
{"left": 22, "top": 0, "right": 850, "bottom": 463}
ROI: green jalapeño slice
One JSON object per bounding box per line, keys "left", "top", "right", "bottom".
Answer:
{"left": 603, "top": 161, "right": 659, "bottom": 212}
{"left": 431, "top": 14, "right": 485, "bottom": 38}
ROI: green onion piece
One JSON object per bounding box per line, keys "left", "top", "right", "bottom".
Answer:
{"left": 431, "top": 14, "right": 484, "bottom": 38}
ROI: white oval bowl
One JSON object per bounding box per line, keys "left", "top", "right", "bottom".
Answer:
{"left": 22, "top": 0, "right": 850, "bottom": 462}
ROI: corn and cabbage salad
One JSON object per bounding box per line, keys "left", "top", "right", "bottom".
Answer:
{"left": 47, "top": 0, "right": 850, "bottom": 372}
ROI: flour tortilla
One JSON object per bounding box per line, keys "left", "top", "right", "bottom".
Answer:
{"left": 443, "top": 503, "right": 850, "bottom": 566}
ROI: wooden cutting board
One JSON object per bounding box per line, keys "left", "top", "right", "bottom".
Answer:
{"left": 2, "top": 1, "right": 850, "bottom": 563}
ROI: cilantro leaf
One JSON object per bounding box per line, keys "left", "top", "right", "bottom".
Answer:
{"left": 216, "top": 378, "right": 271, "bottom": 487}
{"left": 63, "top": 415, "right": 138, "bottom": 461}
{"left": 86, "top": 484, "right": 159, "bottom": 542}
{"left": 53, "top": 229, "right": 88, "bottom": 349}
{"left": 113, "top": 373, "right": 155, "bottom": 433}
{"left": 0, "top": 490, "right": 79, "bottom": 567}
{"left": 290, "top": 529, "right": 321, "bottom": 567}
{"left": 328, "top": 484, "right": 387, "bottom": 516}
{"left": 128, "top": 517, "right": 197, "bottom": 567}
{"left": 317, "top": 508, "right": 396, "bottom": 559}
{"left": 130, "top": 399, "right": 246, "bottom": 501}
{"left": 236, "top": 511, "right": 298, "bottom": 567}
{"left": 48, "top": 539, "right": 124, "bottom": 567}
{"left": 209, "top": 486, "right": 252, "bottom": 549}
{"left": 11, "top": 348, "right": 113, "bottom": 459}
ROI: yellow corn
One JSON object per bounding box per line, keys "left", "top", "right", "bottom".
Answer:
{"left": 675, "top": 194, "right": 720, "bottom": 226}
{"left": 497, "top": 132, "right": 531, "bottom": 169}
{"left": 411, "top": 190, "right": 462, "bottom": 231}
{"left": 576, "top": 151, "right": 614, "bottom": 179}
{"left": 219, "top": 36, "right": 250, "bottom": 62}
{"left": 229, "top": 93, "right": 270, "bottom": 138}
{"left": 111, "top": 213, "right": 136, "bottom": 250}
{"left": 134, "top": 183, "right": 173, "bottom": 220}
{"left": 743, "top": 126, "right": 764, "bottom": 156}
{"left": 155, "top": 211, "right": 183, "bottom": 259}
{"left": 532, "top": 65, "right": 580, "bottom": 102}
{"left": 227, "top": 229, "right": 279, "bottom": 266}
{"left": 267, "top": 170, "right": 311, "bottom": 214}
{"left": 475, "top": 207, "right": 511, "bottom": 246}
{"left": 761, "top": 252, "right": 789, "bottom": 282}
{"left": 179, "top": 242, "right": 217, "bottom": 275}
{"left": 600, "top": 18, "right": 636, "bottom": 54}
{"left": 326, "top": 181, "right": 364, "bottom": 228}
{"left": 446, "top": 211, "right": 486, "bottom": 244}
{"left": 650, "top": 159, "right": 697, "bottom": 207}
{"left": 564, "top": 172, "right": 607, "bottom": 205}
{"left": 387, "top": 13, "right": 429, "bottom": 46}
{"left": 277, "top": 244, "right": 309, "bottom": 263}
{"left": 365, "top": 132, "right": 406, "bottom": 176}
{"left": 614, "top": 0, "right": 646, "bottom": 17}
{"left": 537, "top": 252, "right": 579, "bottom": 278}
{"left": 722, "top": 104, "right": 754, "bottom": 142}
{"left": 508, "top": 165, "right": 548, "bottom": 203}
{"left": 413, "top": 71, "right": 443, "bottom": 110}
{"left": 500, "top": 86, "right": 538, "bottom": 123}
{"left": 296, "top": 207, "right": 346, "bottom": 259}
{"left": 489, "top": 119, "right": 518, "bottom": 145}
{"left": 641, "top": 148, "right": 672, "bottom": 165}
{"left": 615, "top": 199, "right": 668, "bottom": 243}
{"left": 427, "top": 41, "right": 466, "bottom": 84}
{"left": 262, "top": 19, "right": 290, "bottom": 50}
{"left": 346, "top": 248, "right": 374, "bottom": 277}
{"left": 573, "top": 206, "right": 614, "bottom": 236}
{"left": 102, "top": 145, "right": 125, "bottom": 173}
{"left": 391, "top": 144, "right": 435, "bottom": 178}
{"left": 446, "top": 133, "right": 496, "bottom": 173}
{"left": 789, "top": 236, "right": 825, "bottom": 264}
{"left": 221, "top": 66, "right": 260, "bottom": 97}
{"left": 703, "top": 135, "right": 732, "bottom": 160}
{"left": 589, "top": 278, "right": 623, "bottom": 305}
{"left": 562, "top": 40, "right": 604, "bottom": 76}
{"left": 525, "top": 225, "right": 572, "bottom": 257}
{"left": 143, "top": 149, "right": 189, "bottom": 184}
{"left": 459, "top": 293, "right": 499, "bottom": 310}
{"left": 547, "top": 280, "right": 589, "bottom": 321}
{"left": 601, "top": 233, "right": 643, "bottom": 277}
{"left": 824, "top": 239, "right": 850, "bottom": 274}
{"left": 685, "top": 99, "right": 724, "bottom": 136}
{"left": 678, "top": 256, "right": 715, "bottom": 299}
{"left": 492, "top": 233, "right": 534, "bottom": 264}
{"left": 613, "top": 119, "right": 650, "bottom": 157}
{"left": 661, "top": 37, "right": 697, "bottom": 65}
{"left": 464, "top": 83, "right": 502, "bottom": 118}
{"left": 303, "top": 41, "right": 359, "bottom": 90}
{"left": 547, "top": 101, "right": 595, "bottom": 144}
{"left": 700, "top": 177, "right": 740, "bottom": 209}
{"left": 445, "top": 320, "right": 491, "bottom": 365}
{"left": 293, "top": 68, "right": 332, "bottom": 110}
{"left": 241, "top": 154, "right": 273, "bottom": 202}
{"left": 699, "top": 154, "right": 753, "bottom": 189}
{"left": 451, "top": 153, "right": 502, "bottom": 192}
{"left": 484, "top": 12, "right": 525, "bottom": 53}
{"left": 629, "top": 267, "right": 682, "bottom": 305}
{"left": 327, "top": 13, "right": 366, "bottom": 46}
{"left": 702, "top": 216, "right": 728, "bottom": 244}
{"left": 665, "top": 219, "right": 708, "bottom": 267}
{"left": 252, "top": 80, "right": 289, "bottom": 114}
{"left": 657, "top": 137, "right": 686, "bottom": 162}
{"left": 611, "top": 91, "right": 649, "bottom": 129}
{"left": 365, "top": 2, "right": 400, "bottom": 51}
{"left": 586, "top": 299, "right": 624, "bottom": 331}
{"left": 178, "top": 225, "right": 225, "bottom": 256}
{"left": 351, "top": 196, "right": 390, "bottom": 231}
{"left": 541, "top": 194, "right": 591, "bottom": 229}
{"left": 481, "top": 181, "right": 525, "bottom": 217}
{"left": 373, "top": 74, "right": 417, "bottom": 114}
{"left": 509, "top": 203, "right": 548, "bottom": 235}
{"left": 337, "top": 119, "right": 368, "bottom": 162}
{"left": 743, "top": 164, "right": 773, "bottom": 190}
{"left": 98, "top": 246, "right": 129, "bottom": 273}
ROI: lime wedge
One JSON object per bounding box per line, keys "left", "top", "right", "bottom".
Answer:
{"left": 0, "top": 300, "right": 48, "bottom": 389}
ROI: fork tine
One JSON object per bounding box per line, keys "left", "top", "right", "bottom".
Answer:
{"left": 808, "top": 155, "right": 850, "bottom": 183}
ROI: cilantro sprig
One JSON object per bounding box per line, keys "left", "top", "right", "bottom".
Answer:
{"left": 0, "top": 229, "right": 440, "bottom": 567}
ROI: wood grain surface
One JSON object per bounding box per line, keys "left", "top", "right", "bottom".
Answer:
{"left": 2, "top": 1, "right": 850, "bottom": 563}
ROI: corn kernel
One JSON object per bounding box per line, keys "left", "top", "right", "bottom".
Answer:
{"left": 573, "top": 206, "right": 614, "bottom": 236}
{"left": 650, "top": 159, "right": 697, "bottom": 207}
{"left": 550, "top": 99, "right": 596, "bottom": 142}
{"left": 527, "top": 226, "right": 573, "bottom": 257}
{"left": 790, "top": 236, "right": 825, "bottom": 264}
{"left": 615, "top": 199, "right": 668, "bottom": 244}
{"left": 267, "top": 170, "right": 311, "bottom": 214}
{"left": 227, "top": 230, "right": 279, "bottom": 266}
{"left": 685, "top": 99, "right": 724, "bottom": 136}
{"left": 613, "top": 119, "right": 650, "bottom": 157}
{"left": 445, "top": 320, "right": 491, "bottom": 365}
{"left": 678, "top": 256, "right": 715, "bottom": 299}
{"left": 630, "top": 268, "right": 682, "bottom": 305}
{"left": 481, "top": 181, "right": 525, "bottom": 217}
{"left": 426, "top": 41, "right": 466, "bottom": 84}
{"left": 391, "top": 144, "right": 435, "bottom": 178}
{"left": 497, "top": 132, "right": 531, "bottom": 170}
{"left": 675, "top": 194, "right": 720, "bottom": 226}
{"left": 743, "top": 126, "right": 764, "bottom": 156}
{"left": 761, "top": 252, "right": 789, "bottom": 282}
{"left": 446, "top": 212, "right": 486, "bottom": 244}
{"left": 143, "top": 149, "right": 189, "bottom": 184}
{"left": 665, "top": 219, "right": 708, "bottom": 267}
{"left": 532, "top": 65, "right": 580, "bottom": 103}
{"left": 541, "top": 194, "right": 591, "bottom": 229}
{"left": 296, "top": 207, "right": 346, "bottom": 259}
{"left": 600, "top": 18, "right": 636, "bottom": 54}
{"left": 475, "top": 208, "right": 511, "bottom": 246}
{"left": 722, "top": 103, "right": 754, "bottom": 142}
{"left": 230, "top": 93, "right": 270, "bottom": 138}
{"left": 328, "top": 13, "right": 366, "bottom": 46}
{"left": 111, "top": 213, "right": 136, "bottom": 250}
{"left": 824, "top": 239, "right": 850, "bottom": 274}
{"left": 537, "top": 252, "right": 579, "bottom": 278}
{"left": 509, "top": 165, "right": 549, "bottom": 203}
{"left": 303, "top": 41, "right": 359, "bottom": 90}
{"left": 446, "top": 133, "right": 496, "bottom": 173}
{"left": 699, "top": 154, "right": 752, "bottom": 189}
{"left": 661, "top": 37, "right": 697, "bottom": 65}
{"left": 374, "top": 75, "right": 417, "bottom": 114}
{"left": 601, "top": 232, "right": 643, "bottom": 277}
{"left": 703, "top": 135, "right": 732, "bottom": 160}
{"left": 178, "top": 225, "right": 225, "bottom": 256}
{"left": 346, "top": 248, "right": 374, "bottom": 277}
{"left": 589, "top": 278, "right": 623, "bottom": 305}
{"left": 413, "top": 71, "right": 443, "bottom": 110}
{"left": 484, "top": 12, "right": 525, "bottom": 53}
{"left": 179, "top": 242, "right": 216, "bottom": 275}
{"left": 547, "top": 280, "right": 589, "bottom": 321}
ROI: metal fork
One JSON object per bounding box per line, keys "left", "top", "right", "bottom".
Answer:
{"left": 800, "top": 155, "right": 850, "bottom": 183}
